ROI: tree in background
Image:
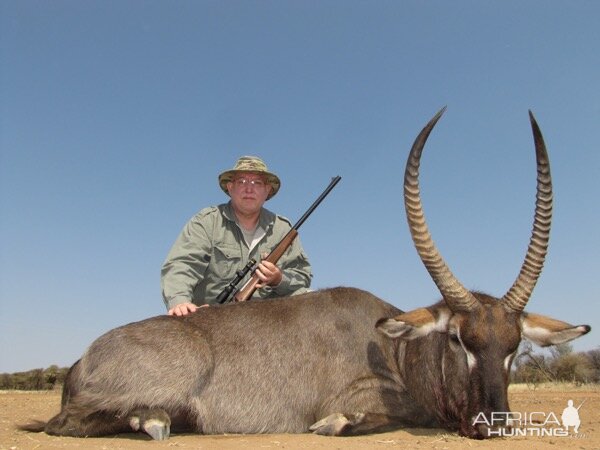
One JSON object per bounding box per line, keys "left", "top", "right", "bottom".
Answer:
{"left": 513, "top": 342, "right": 597, "bottom": 385}
{"left": 0, "top": 366, "right": 69, "bottom": 390}
{"left": 584, "top": 348, "right": 600, "bottom": 383}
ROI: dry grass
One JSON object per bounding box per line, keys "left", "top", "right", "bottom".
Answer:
{"left": 3, "top": 388, "right": 600, "bottom": 449}
{"left": 509, "top": 381, "right": 600, "bottom": 392}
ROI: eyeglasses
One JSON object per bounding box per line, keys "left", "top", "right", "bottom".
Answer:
{"left": 232, "top": 178, "right": 267, "bottom": 189}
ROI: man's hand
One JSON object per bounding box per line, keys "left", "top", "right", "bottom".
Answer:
{"left": 255, "top": 260, "right": 283, "bottom": 288}
{"left": 168, "top": 302, "right": 206, "bottom": 316}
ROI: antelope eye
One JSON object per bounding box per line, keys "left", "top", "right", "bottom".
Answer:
{"left": 449, "top": 331, "right": 460, "bottom": 345}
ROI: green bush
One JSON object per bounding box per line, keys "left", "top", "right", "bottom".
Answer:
{"left": 0, "top": 366, "right": 69, "bottom": 390}
{"left": 512, "top": 342, "right": 599, "bottom": 385}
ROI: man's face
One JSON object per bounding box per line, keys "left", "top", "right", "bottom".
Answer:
{"left": 226, "top": 172, "right": 272, "bottom": 217}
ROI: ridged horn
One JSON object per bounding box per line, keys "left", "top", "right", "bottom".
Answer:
{"left": 502, "top": 111, "right": 552, "bottom": 312}
{"left": 404, "top": 107, "right": 478, "bottom": 312}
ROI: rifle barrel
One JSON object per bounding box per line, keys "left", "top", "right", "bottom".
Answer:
{"left": 293, "top": 176, "right": 341, "bottom": 230}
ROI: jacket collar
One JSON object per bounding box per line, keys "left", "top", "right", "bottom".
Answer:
{"left": 221, "top": 201, "right": 275, "bottom": 231}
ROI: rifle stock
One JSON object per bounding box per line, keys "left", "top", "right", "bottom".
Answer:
{"left": 233, "top": 229, "right": 298, "bottom": 302}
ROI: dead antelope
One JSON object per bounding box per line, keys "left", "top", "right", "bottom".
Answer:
{"left": 21, "top": 108, "right": 590, "bottom": 440}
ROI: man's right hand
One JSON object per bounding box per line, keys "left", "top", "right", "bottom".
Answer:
{"left": 168, "top": 302, "right": 199, "bottom": 316}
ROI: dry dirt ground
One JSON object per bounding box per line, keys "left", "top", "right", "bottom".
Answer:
{"left": 1, "top": 384, "right": 598, "bottom": 450}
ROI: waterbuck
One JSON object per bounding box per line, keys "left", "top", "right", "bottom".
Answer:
{"left": 22, "top": 109, "right": 590, "bottom": 440}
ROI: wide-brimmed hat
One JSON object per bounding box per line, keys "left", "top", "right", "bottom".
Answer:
{"left": 218, "top": 156, "right": 281, "bottom": 200}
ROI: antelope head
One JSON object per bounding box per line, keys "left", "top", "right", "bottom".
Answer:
{"left": 377, "top": 108, "right": 591, "bottom": 438}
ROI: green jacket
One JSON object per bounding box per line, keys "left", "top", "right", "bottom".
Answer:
{"left": 161, "top": 202, "right": 312, "bottom": 309}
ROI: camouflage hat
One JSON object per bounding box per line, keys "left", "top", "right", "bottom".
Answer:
{"left": 218, "top": 156, "right": 281, "bottom": 200}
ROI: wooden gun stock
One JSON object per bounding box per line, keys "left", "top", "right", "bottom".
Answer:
{"left": 233, "top": 229, "right": 298, "bottom": 302}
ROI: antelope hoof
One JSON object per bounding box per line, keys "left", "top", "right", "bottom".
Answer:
{"left": 129, "top": 409, "right": 171, "bottom": 440}
{"left": 310, "top": 413, "right": 351, "bottom": 436}
{"left": 143, "top": 419, "right": 170, "bottom": 440}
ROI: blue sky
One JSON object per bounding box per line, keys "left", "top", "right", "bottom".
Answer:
{"left": 1, "top": 1, "right": 598, "bottom": 373}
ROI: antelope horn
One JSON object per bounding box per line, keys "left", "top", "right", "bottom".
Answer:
{"left": 502, "top": 111, "right": 552, "bottom": 312}
{"left": 404, "top": 107, "right": 478, "bottom": 312}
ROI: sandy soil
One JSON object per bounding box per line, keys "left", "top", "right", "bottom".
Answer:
{"left": 1, "top": 384, "right": 598, "bottom": 450}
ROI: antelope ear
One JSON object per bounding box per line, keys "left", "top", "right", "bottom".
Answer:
{"left": 376, "top": 307, "right": 450, "bottom": 340}
{"left": 521, "top": 312, "right": 591, "bottom": 347}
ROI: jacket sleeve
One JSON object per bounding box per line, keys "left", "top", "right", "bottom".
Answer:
{"left": 271, "top": 233, "right": 312, "bottom": 297}
{"left": 161, "top": 210, "right": 214, "bottom": 309}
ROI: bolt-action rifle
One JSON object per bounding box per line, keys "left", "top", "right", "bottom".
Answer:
{"left": 217, "top": 175, "right": 341, "bottom": 304}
